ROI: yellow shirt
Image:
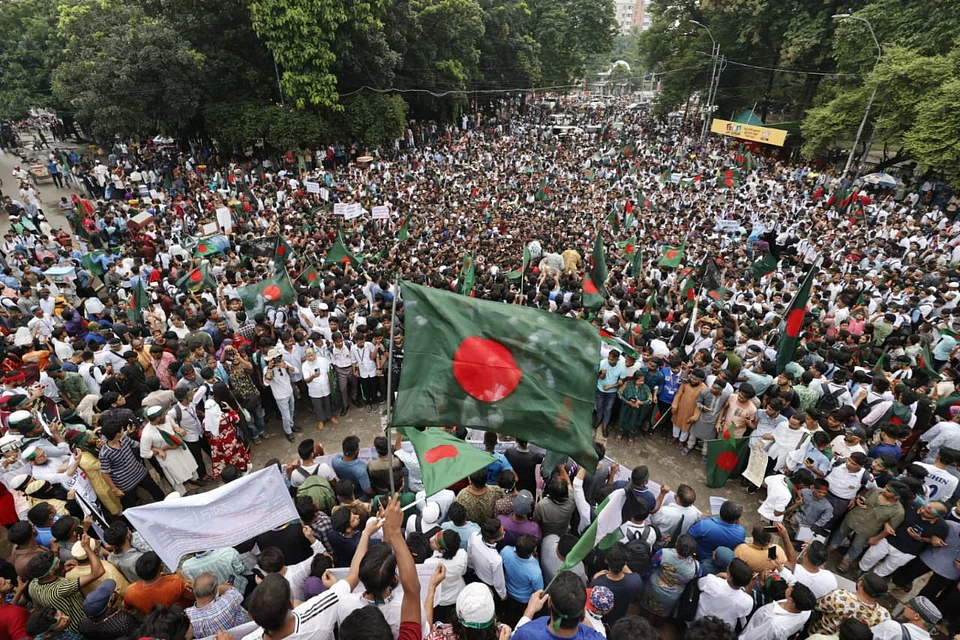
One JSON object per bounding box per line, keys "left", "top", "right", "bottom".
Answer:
{"left": 65, "top": 559, "right": 130, "bottom": 596}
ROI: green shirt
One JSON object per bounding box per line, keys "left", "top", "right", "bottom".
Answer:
{"left": 56, "top": 372, "right": 89, "bottom": 405}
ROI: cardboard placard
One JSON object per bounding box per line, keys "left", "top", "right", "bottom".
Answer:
{"left": 371, "top": 205, "right": 390, "bottom": 220}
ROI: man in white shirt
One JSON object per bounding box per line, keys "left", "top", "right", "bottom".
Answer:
{"left": 738, "top": 583, "right": 816, "bottom": 640}
{"left": 651, "top": 484, "right": 701, "bottom": 541}
{"left": 466, "top": 522, "right": 506, "bottom": 599}
{"left": 777, "top": 536, "right": 838, "bottom": 599}
{"left": 870, "top": 595, "right": 941, "bottom": 640}
{"left": 694, "top": 558, "right": 755, "bottom": 630}
{"left": 352, "top": 333, "right": 379, "bottom": 410}
{"left": 264, "top": 347, "right": 300, "bottom": 442}
{"left": 302, "top": 348, "right": 336, "bottom": 431}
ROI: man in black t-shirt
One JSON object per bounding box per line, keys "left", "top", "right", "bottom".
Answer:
{"left": 504, "top": 440, "right": 544, "bottom": 494}
{"left": 858, "top": 500, "right": 949, "bottom": 577}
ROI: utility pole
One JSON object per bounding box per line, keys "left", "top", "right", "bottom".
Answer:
{"left": 690, "top": 20, "right": 718, "bottom": 142}
{"left": 832, "top": 14, "right": 881, "bottom": 179}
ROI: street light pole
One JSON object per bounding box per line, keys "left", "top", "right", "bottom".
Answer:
{"left": 832, "top": 14, "right": 882, "bottom": 179}
{"left": 689, "top": 20, "right": 718, "bottom": 141}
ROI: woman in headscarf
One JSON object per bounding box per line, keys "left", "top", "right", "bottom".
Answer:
{"left": 140, "top": 406, "right": 197, "bottom": 494}
{"left": 202, "top": 382, "right": 251, "bottom": 478}
{"left": 64, "top": 428, "right": 121, "bottom": 515}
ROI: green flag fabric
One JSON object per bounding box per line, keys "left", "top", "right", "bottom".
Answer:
{"left": 582, "top": 233, "right": 608, "bottom": 311}
{"left": 919, "top": 344, "right": 941, "bottom": 378}
{"left": 458, "top": 253, "right": 476, "bottom": 297}
{"left": 506, "top": 247, "right": 532, "bottom": 283}
{"left": 275, "top": 236, "right": 296, "bottom": 263}
{"left": 705, "top": 425, "right": 751, "bottom": 488}
{"left": 176, "top": 264, "right": 218, "bottom": 293}
{"left": 297, "top": 263, "right": 322, "bottom": 286}
{"left": 392, "top": 282, "right": 601, "bottom": 470}
{"left": 236, "top": 269, "right": 296, "bottom": 314}
{"left": 129, "top": 280, "right": 151, "bottom": 325}
{"left": 639, "top": 294, "right": 654, "bottom": 329}
{"left": 398, "top": 427, "right": 496, "bottom": 496}
{"left": 397, "top": 211, "right": 413, "bottom": 242}
{"left": 631, "top": 249, "right": 644, "bottom": 280}
{"left": 324, "top": 235, "right": 359, "bottom": 268}
{"left": 750, "top": 253, "right": 778, "bottom": 279}
{"left": 559, "top": 490, "right": 627, "bottom": 572}
{"left": 775, "top": 259, "right": 821, "bottom": 374}
{"left": 193, "top": 239, "right": 221, "bottom": 259}
{"left": 658, "top": 242, "right": 685, "bottom": 268}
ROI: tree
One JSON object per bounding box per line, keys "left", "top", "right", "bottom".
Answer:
{"left": 53, "top": 0, "right": 203, "bottom": 141}
{"left": 0, "top": 0, "right": 63, "bottom": 119}
{"left": 334, "top": 94, "right": 408, "bottom": 144}
{"left": 528, "top": 0, "right": 616, "bottom": 87}
{"left": 247, "top": 0, "right": 386, "bottom": 108}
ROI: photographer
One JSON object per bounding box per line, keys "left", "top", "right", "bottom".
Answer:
{"left": 263, "top": 347, "right": 300, "bottom": 442}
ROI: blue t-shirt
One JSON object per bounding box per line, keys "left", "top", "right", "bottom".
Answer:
{"left": 441, "top": 521, "right": 480, "bottom": 549}
{"left": 485, "top": 452, "right": 514, "bottom": 485}
{"left": 658, "top": 367, "right": 683, "bottom": 403}
{"left": 511, "top": 617, "right": 605, "bottom": 640}
{"left": 500, "top": 546, "right": 544, "bottom": 602}
{"left": 687, "top": 516, "right": 746, "bottom": 559}
{"left": 331, "top": 455, "right": 371, "bottom": 498}
{"left": 597, "top": 358, "right": 626, "bottom": 393}
{"left": 868, "top": 442, "right": 903, "bottom": 461}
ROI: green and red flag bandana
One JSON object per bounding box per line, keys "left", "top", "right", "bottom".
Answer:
{"left": 705, "top": 423, "right": 750, "bottom": 487}
{"left": 775, "top": 259, "right": 821, "bottom": 374}
{"left": 391, "top": 281, "right": 601, "bottom": 471}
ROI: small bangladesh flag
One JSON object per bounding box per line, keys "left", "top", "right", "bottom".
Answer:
{"left": 176, "top": 264, "right": 218, "bottom": 293}
{"left": 236, "top": 269, "right": 297, "bottom": 313}
{"left": 324, "top": 235, "right": 359, "bottom": 268}
{"left": 681, "top": 273, "right": 696, "bottom": 302}
{"left": 275, "top": 236, "right": 296, "bottom": 263}
{"left": 582, "top": 233, "right": 608, "bottom": 311}
{"left": 936, "top": 393, "right": 960, "bottom": 419}
{"left": 193, "top": 239, "right": 221, "bottom": 259}
{"left": 658, "top": 241, "right": 685, "bottom": 268}
{"left": 458, "top": 253, "right": 476, "bottom": 297}
{"left": 128, "top": 280, "right": 151, "bottom": 325}
{"left": 775, "top": 258, "right": 821, "bottom": 374}
{"left": 618, "top": 237, "right": 638, "bottom": 259}
{"left": 398, "top": 427, "right": 495, "bottom": 496}
{"left": 297, "top": 263, "right": 322, "bottom": 286}
{"left": 705, "top": 423, "right": 750, "bottom": 488}
{"left": 392, "top": 282, "right": 601, "bottom": 470}
{"left": 158, "top": 429, "right": 185, "bottom": 450}
{"left": 750, "top": 252, "right": 778, "bottom": 279}
{"left": 722, "top": 169, "right": 740, "bottom": 189}
{"left": 919, "top": 344, "right": 942, "bottom": 378}
{"left": 505, "top": 247, "right": 532, "bottom": 283}
{"left": 639, "top": 294, "right": 655, "bottom": 329}
{"left": 397, "top": 211, "right": 414, "bottom": 242}
{"left": 599, "top": 328, "right": 639, "bottom": 359}
{"left": 535, "top": 178, "right": 551, "bottom": 201}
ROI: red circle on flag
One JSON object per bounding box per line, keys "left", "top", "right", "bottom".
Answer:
{"left": 625, "top": 244, "right": 634, "bottom": 255}
{"left": 243, "top": 203, "right": 251, "bottom": 212}
{"left": 666, "top": 249, "right": 678, "bottom": 259}
{"left": 583, "top": 278, "right": 599, "bottom": 295}
{"left": 198, "top": 243, "right": 208, "bottom": 253}
{"left": 424, "top": 444, "right": 459, "bottom": 464}
{"left": 785, "top": 308, "right": 805, "bottom": 337}
{"left": 716, "top": 451, "right": 739, "bottom": 472}
{"left": 277, "top": 245, "right": 285, "bottom": 256}
{"left": 307, "top": 272, "right": 317, "bottom": 281}
{"left": 263, "top": 285, "right": 282, "bottom": 301}
{"left": 189, "top": 270, "right": 202, "bottom": 282}
{"left": 453, "top": 337, "right": 522, "bottom": 403}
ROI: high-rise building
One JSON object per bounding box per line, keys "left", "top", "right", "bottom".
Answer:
{"left": 615, "top": 0, "right": 652, "bottom": 35}
{"left": 631, "top": 0, "right": 652, "bottom": 32}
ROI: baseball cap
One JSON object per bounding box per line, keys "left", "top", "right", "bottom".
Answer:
{"left": 455, "top": 583, "right": 496, "bottom": 629}
{"left": 82, "top": 579, "right": 116, "bottom": 617}
{"left": 513, "top": 490, "right": 534, "bottom": 517}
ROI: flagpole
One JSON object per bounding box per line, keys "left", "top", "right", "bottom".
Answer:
{"left": 385, "top": 280, "right": 399, "bottom": 497}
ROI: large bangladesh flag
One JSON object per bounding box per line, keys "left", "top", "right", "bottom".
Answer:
{"left": 775, "top": 259, "right": 821, "bottom": 374}
{"left": 706, "top": 424, "right": 750, "bottom": 488}
{"left": 237, "top": 269, "right": 296, "bottom": 314}
{"left": 392, "top": 282, "right": 601, "bottom": 470}
{"left": 398, "top": 427, "right": 495, "bottom": 496}
{"left": 582, "top": 233, "right": 608, "bottom": 311}
{"left": 324, "top": 235, "right": 359, "bottom": 268}
{"left": 750, "top": 252, "right": 778, "bottom": 279}
{"left": 297, "top": 263, "right": 322, "bottom": 287}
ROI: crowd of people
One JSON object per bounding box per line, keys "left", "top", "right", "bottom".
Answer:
{"left": 0, "top": 93, "right": 959, "bottom": 640}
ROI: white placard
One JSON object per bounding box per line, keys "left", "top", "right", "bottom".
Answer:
{"left": 333, "top": 203, "right": 348, "bottom": 216}
{"left": 216, "top": 207, "right": 232, "bottom": 234}
{"left": 320, "top": 187, "right": 330, "bottom": 202}
{"left": 201, "top": 221, "right": 219, "bottom": 236}
{"left": 304, "top": 181, "right": 320, "bottom": 194}
{"left": 741, "top": 443, "right": 769, "bottom": 487}
{"left": 371, "top": 205, "right": 390, "bottom": 220}
{"left": 344, "top": 203, "right": 363, "bottom": 220}
{"left": 124, "top": 466, "right": 298, "bottom": 571}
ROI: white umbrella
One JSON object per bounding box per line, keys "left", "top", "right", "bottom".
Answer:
{"left": 860, "top": 172, "right": 902, "bottom": 188}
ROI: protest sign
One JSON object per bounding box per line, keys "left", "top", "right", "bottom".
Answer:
{"left": 124, "top": 466, "right": 298, "bottom": 570}
{"left": 320, "top": 187, "right": 330, "bottom": 202}
{"left": 333, "top": 203, "right": 348, "bottom": 216}
{"left": 371, "top": 205, "right": 390, "bottom": 220}
{"left": 304, "top": 181, "right": 320, "bottom": 194}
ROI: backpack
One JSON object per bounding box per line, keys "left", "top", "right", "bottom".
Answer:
{"left": 855, "top": 395, "right": 884, "bottom": 421}
{"left": 624, "top": 526, "right": 654, "bottom": 575}
{"left": 831, "top": 458, "right": 870, "bottom": 488}
{"left": 295, "top": 466, "right": 336, "bottom": 512}
{"left": 883, "top": 402, "right": 913, "bottom": 426}
{"left": 816, "top": 384, "right": 845, "bottom": 414}
{"left": 672, "top": 560, "right": 701, "bottom": 622}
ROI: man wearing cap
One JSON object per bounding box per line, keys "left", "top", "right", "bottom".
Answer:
{"left": 871, "top": 596, "right": 941, "bottom": 640}
{"left": 64, "top": 539, "right": 129, "bottom": 596}
{"left": 27, "top": 305, "right": 55, "bottom": 340}
{"left": 77, "top": 578, "right": 139, "bottom": 640}
{"left": 498, "top": 491, "right": 541, "bottom": 546}
{"left": 8, "top": 410, "right": 69, "bottom": 461}
{"left": 263, "top": 346, "right": 300, "bottom": 441}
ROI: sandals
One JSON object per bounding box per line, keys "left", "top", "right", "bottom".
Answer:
{"left": 616, "top": 435, "right": 623, "bottom": 443}
{"left": 681, "top": 447, "right": 691, "bottom": 456}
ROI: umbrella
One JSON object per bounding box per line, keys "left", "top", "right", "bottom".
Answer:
{"left": 356, "top": 155, "right": 374, "bottom": 163}
{"left": 860, "top": 172, "right": 902, "bottom": 188}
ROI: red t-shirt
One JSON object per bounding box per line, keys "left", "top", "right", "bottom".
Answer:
{"left": 398, "top": 621, "right": 422, "bottom": 640}
{"left": 0, "top": 602, "right": 29, "bottom": 640}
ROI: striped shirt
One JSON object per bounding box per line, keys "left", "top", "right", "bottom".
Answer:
{"left": 28, "top": 578, "right": 86, "bottom": 630}
{"left": 186, "top": 588, "right": 251, "bottom": 638}
{"left": 99, "top": 436, "right": 148, "bottom": 491}
{"left": 241, "top": 580, "right": 348, "bottom": 640}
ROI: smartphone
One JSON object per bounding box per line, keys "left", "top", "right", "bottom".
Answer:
{"left": 768, "top": 546, "right": 778, "bottom": 560}
{"left": 805, "top": 458, "right": 814, "bottom": 465}
{"left": 762, "top": 525, "right": 779, "bottom": 534}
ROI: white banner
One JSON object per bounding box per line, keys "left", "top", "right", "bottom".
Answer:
{"left": 333, "top": 203, "right": 348, "bottom": 216}
{"left": 344, "top": 203, "right": 363, "bottom": 220}
{"left": 371, "top": 206, "right": 390, "bottom": 220}
{"left": 304, "top": 181, "right": 320, "bottom": 194}
{"left": 320, "top": 187, "right": 330, "bottom": 202}
{"left": 124, "top": 466, "right": 298, "bottom": 570}
{"left": 216, "top": 207, "right": 233, "bottom": 234}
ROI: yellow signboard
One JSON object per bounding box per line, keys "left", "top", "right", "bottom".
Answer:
{"left": 710, "top": 119, "right": 787, "bottom": 147}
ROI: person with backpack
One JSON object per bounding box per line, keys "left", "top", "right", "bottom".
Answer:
{"left": 814, "top": 368, "right": 853, "bottom": 414}
{"left": 589, "top": 543, "right": 642, "bottom": 627}
{"left": 823, "top": 451, "right": 871, "bottom": 532}
{"left": 289, "top": 439, "right": 336, "bottom": 488}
